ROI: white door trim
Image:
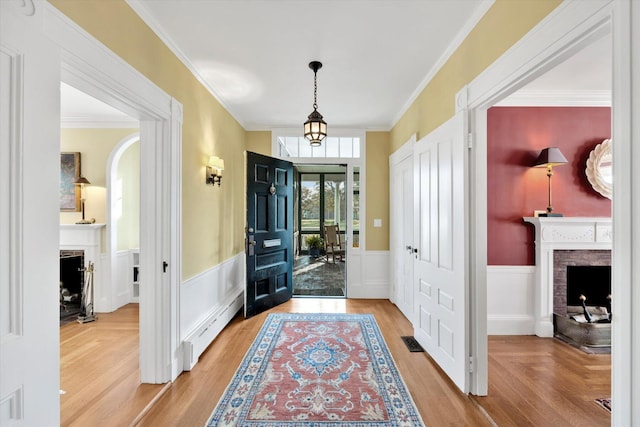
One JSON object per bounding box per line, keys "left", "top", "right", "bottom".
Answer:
{"left": 460, "top": 1, "right": 637, "bottom": 422}
{"left": 43, "top": 3, "right": 184, "bottom": 383}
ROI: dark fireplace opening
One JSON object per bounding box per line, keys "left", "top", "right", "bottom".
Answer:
{"left": 553, "top": 250, "right": 612, "bottom": 350}
{"left": 60, "top": 251, "right": 84, "bottom": 325}
{"left": 566, "top": 265, "right": 611, "bottom": 308}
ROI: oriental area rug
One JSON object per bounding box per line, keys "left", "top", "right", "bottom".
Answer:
{"left": 206, "top": 313, "right": 424, "bottom": 426}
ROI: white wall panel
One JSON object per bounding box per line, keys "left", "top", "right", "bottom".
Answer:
{"left": 487, "top": 266, "right": 535, "bottom": 335}
{"left": 180, "top": 252, "right": 245, "bottom": 339}
{"left": 347, "top": 251, "right": 389, "bottom": 299}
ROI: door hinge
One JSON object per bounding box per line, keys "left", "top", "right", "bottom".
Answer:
{"left": 467, "top": 133, "right": 473, "bottom": 149}
{"left": 469, "top": 356, "right": 475, "bottom": 373}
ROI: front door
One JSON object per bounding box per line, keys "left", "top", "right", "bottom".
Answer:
{"left": 245, "top": 152, "right": 294, "bottom": 317}
{"left": 413, "top": 111, "right": 469, "bottom": 392}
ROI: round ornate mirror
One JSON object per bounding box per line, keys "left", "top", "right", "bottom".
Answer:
{"left": 585, "top": 138, "right": 612, "bottom": 199}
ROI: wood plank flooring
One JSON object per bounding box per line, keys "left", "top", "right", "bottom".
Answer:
{"left": 61, "top": 300, "right": 611, "bottom": 426}
{"left": 474, "top": 336, "right": 611, "bottom": 426}
{"left": 60, "top": 304, "right": 164, "bottom": 427}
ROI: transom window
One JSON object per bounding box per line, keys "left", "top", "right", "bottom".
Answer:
{"left": 277, "top": 136, "right": 360, "bottom": 158}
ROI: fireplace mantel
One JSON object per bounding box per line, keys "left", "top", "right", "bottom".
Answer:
{"left": 523, "top": 217, "right": 612, "bottom": 337}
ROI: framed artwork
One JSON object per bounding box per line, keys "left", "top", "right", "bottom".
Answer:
{"left": 60, "top": 152, "right": 81, "bottom": 212}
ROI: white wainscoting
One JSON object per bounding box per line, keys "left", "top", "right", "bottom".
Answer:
{"left": 487, "top": 266, "right": 536, "bottom": 335}
{"left": 347, "top": 251, "right": 390, "bottom": 299}
{"left": 181, "top": 252, "right": 245, "bottom": 371}
{"left": 113, "top": 250, "right": 132, "bottom": 308}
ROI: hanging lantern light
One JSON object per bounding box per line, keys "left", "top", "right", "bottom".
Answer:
{"left": 303, "top": 61, "right": 327, "bottom": 147}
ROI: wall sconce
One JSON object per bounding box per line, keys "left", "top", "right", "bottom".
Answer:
{"left": 533, "top": 147, "right": 568, "bottom": 217}
{"left": 73, "top": 176, "right": 95, "bottom": 224}
{"left": 206, "top": 156, "right": 224, "bottom": 187}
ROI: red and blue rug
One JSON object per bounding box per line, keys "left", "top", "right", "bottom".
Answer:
{"left": 206, "top": 313, "right": 424, "bottom": 426}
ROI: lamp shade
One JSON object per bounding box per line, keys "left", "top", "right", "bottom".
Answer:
{"left": 533, "top": 147, "right": 568, "bottom": 167}
{"left": 73, "top": 176, "right": 91, "bottom": 185}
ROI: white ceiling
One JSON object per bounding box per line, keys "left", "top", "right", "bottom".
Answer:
{"left": 61, "top": 0, "right": 611, "bottom": 129}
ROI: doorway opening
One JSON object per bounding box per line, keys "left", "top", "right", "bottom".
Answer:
{"left": 483, "top": 29, "right": 612, "bottom": 406}
{"left": 59, "top": 83, "right": 145, "bottom": 423}
{"left": 293, "top": 165, "right": 347, "bottom": 297}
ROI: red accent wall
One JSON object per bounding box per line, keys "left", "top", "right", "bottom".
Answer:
{"left": 487, "top": 107, "right": 611, "bottom": 265}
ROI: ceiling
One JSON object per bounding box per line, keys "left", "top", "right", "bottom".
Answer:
{"left": 61, "top": 0, "right": 611, "bottom": 129}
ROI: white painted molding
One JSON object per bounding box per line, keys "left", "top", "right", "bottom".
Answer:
{"left": 61, "top": 119, "right": 139, "bottom": 129}
{"left": 181, "top": 252, "right": 245, "bottom": 371}
{"left": 183, "top": 292, "right": 243, "bottom": 371}
{"left": 466, "top": 0, "right": 612, "bottom": 110}
{"left": 125, "top": 0, "right": 245, "bottom": 128}
{"left": 1, "top": 45, "right": 24, "bottom": 339}
{"left": 389, "top": 133, "right": 415, "bottom": 163}
{"left": 390, "top": 0, "right": 495, "bottom": 128}
{"left": 611, "top": 1, "right": 637, "bottom": 424}
{"left": 496, "top": 89, "right": 611, "bottom": 107}
{"left": 44, "top": 4, "right": 173, "bottom": 120}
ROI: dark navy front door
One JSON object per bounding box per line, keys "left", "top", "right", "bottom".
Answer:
{"left": 245, "top": 152, "right": 294, "bottom": 317}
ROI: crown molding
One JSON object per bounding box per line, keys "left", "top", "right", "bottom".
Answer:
{"left": 126, "top": 0, "right": 247, "bottom": 129}
{"left": 389, "top": 0, "right": 496, "bottom": 129}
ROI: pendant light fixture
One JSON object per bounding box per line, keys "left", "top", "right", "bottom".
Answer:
{"left": 303, "top": 61, "right": 327, "bottom": 147}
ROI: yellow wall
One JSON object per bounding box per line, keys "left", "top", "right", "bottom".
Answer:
{"left": 117, "top": 142, "right": 140, "bottom": 251}
{"left": 53, "top": 0, "right": 562, "bottom": 263}
{"left": 246, "top": 131, "right": 272, "bottom": 156}
{"left": 365, "top": 132, "right": 390, "bottom": 251}
{"left": 390, "top": 0, "right": 562, "bottom": 152}
{"left": 60, "top": 128, "right": 138, "bottom": 225}
{"left": 51, "top": 0, "right": 248, "bottom": 279}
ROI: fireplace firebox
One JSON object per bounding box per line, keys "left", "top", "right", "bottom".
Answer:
{"left": 60, "top": 250, "right": 84, "bottom": 323}
{"left": 566, "top": 265, "right": 611, "bottom": 308}
{"left": 553, "top": 252, "right": 611, "bottom": 348}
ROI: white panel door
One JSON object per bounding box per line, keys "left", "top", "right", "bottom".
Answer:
{"left": 413, "top": 111, "right": 468, "bottom": 392}
{"left": 0, "top": 2, "right": 61, "bottom": 424}
{"left": 391, "top": 155, "right": 415, "bottom": 323}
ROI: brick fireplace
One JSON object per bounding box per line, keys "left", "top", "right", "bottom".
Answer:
{"left": 523, "top": 217, "right": 612, "bottom": 337}
{"left": 553, "top": 250, "right": 611, "bottom": 316}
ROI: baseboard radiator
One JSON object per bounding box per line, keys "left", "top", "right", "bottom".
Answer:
{"left": 182, "top": 291, "right": 243, "bottom": 371}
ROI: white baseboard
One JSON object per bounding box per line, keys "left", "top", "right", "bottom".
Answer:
{"left": 180, "top": 252, "right": 245, "bottom": 371}
{"left": 487, "top": 266, "right": 535, "bottom": 335}
{"left": 182, "top": 291, "right": 243, "bottom": 371}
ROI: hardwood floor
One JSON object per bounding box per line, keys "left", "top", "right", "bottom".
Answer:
{"left": 60, "top": 304, "right": 164, "bottom": 427}
{"left": 62, "top": 300, "right": 611, "bottom": 426}
{"left": 474, "top": 336, "right": 611, "bottom": 426}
